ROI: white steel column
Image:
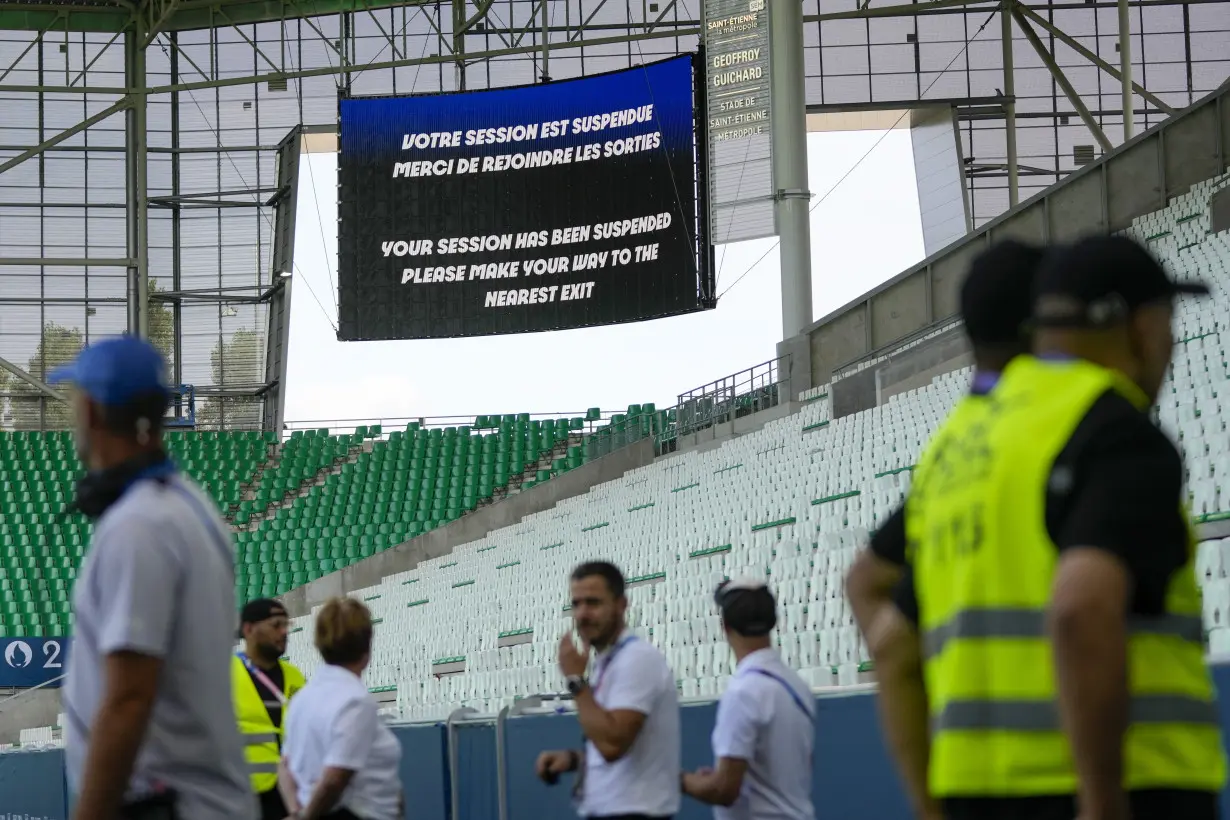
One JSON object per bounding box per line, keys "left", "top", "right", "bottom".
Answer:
{"left": 770, "top": 0, "right": 813, "bottom": 339}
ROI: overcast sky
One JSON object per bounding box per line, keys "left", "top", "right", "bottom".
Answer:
{"left": 282, "top": 129, "right": 925, "bottom": 429}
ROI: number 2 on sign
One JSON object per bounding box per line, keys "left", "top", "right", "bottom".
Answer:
{"left": 43, "top": 641, "right": 61, "bottom": 669}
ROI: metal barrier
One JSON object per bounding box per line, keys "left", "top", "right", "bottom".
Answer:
{"left": 652, "top": 355, "right": 790, "bottom": 454}
{"left": 13, "top": 669, "right": 1230, "bottom": 820}
{"left": 675, "top": 356, "right": 786, "bottom": 436}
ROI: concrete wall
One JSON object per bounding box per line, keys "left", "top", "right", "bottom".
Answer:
{"left": 281, "top": 439, "right": 657, "bottom": 616}
{"left": 876, "top": 326, "right": 972, "bottom": 403}
{"left": 826, "top": 325, "right": 970, "bottom": 418}
{"left": 0, "top": 688, "right": 61, "bottom": 745}
{"left": 1214, "top": 184, "right": 1230, "bottom": 234}
{"left": 831, "top": 368, "right": 877, "bottom": 420}
{"left": 910, "top": 106, "right": 972, "bottom": 257}
{"left": 791, "top": 84, "right": 1230, "bottom": 389}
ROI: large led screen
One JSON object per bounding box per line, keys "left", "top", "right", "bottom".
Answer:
{"left": 337, "top": 54, "right": 709, "bottom": 341}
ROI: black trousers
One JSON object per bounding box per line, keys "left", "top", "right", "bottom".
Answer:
{"left": 320, "top": 810, "right": 364, "bottom": 820}
{"left": 258, "top": 787, "right": 288, "bottom": 820}
{"left": 585, "top": 815, "right": 673, "bottom": 820}
{"left": 119, "top": 792, "right": 178, "bottom": 820}
{"left": 943, "top": 789, "right": 1218, "bottom": 820}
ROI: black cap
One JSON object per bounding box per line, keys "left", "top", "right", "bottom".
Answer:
{"left": 241, "top": 598, "right": 288, "bottom": 625}
{"left": 714, "top": 579, "right": 777, "bottom": 637}
{"left": 1033, "top": 235, "right": 1209, "bottom": 328}
{"left": 959, "top": 239, "right": 1045, "bottom": 346}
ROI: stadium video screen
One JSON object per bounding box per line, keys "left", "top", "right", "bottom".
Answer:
{"left": 336, "top": 54, "right": 710, "bottom": 341}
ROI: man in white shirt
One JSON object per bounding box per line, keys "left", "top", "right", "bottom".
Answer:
{"left": 52, "top": 336, "right": 252, "bottom": 820}
{"left": 682, "top": 580, "right": 815, "bottom": 820}
{"left": 535, "top": 561, "right": 681, "bottom": 819}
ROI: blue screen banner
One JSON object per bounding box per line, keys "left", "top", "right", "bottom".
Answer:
{"left": 337, "top": 54, "right": 712, "bottom": 341}
{"left": 0, "top": 638, "right": 67, "bottom": 688}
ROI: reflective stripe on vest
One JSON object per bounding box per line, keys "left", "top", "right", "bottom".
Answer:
{"left": 243, "top": 732, "right": 279, "bottom": 745}
{"left": 232, "top": 655, "right": 303, "bottom": 793}
{"left": 934, "top": 695, "right": 1219, "bottom": 733}
{"left": 921, "top": 607, "right": 1205, "bottom": 659}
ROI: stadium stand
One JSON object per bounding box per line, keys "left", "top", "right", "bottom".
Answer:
{"left": 260, "top": 169, "right": 1230, "bottom": 722}
{"left": 7, "top": 170, "right": 1230, "bottom": 748}
{"left": 0, "top": 405, "right": 668, "bottom": 636}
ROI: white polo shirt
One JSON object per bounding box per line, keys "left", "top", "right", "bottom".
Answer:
{"left": 580, "top": 633, "right": 681, "bottom": 818}
{"left": 711, "top": 648, "right": 815, "bottom": 820}
{"left": 64, "top": 473, "right": 253, "bottom": 820}
{"left": 284, "top": 664, "right": 402, "bottom": 820}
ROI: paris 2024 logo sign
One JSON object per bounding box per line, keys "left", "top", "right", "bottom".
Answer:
{"left": 1, "top": 639, "right": 63, "bottom": 677}
{"left": 4, "top": 640, "right": 33, "bottom": 669}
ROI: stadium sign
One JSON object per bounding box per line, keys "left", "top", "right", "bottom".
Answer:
{"left": 336, "top": 55, "right": 712, "bottom": 341}
{"left": 704, "top": 0, "right": 776, "bottom": 242}
{"left": 0, "top": 638, "right": 67, "bottom": 688}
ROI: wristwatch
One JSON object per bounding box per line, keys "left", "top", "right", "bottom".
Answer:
{"left": 566, "top": 675, "right": 588, "bottom": 696}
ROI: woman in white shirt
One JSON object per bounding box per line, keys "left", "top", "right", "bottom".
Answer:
{"left": 278, "top": 598, "right": 403, "bottom": 820}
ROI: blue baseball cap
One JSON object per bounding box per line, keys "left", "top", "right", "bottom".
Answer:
{"left": 48, "top": 335, "right": 170, "bottom": 406}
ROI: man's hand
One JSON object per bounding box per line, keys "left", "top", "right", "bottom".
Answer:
{"left": 558, "top": 633, "right": 590, "bottom": 678}
{"left": 535, "top": 749, "right": 576, "bottom": 783}
{"left": 680, "top": 767, "right": 713, "bottom": 796}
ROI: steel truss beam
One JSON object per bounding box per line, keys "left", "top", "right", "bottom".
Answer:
{"left": 806, "top": 0, "right": 1224, "bottom": 20}
{"left": 1012, "top": 6, "right": 1113, "bottom": 153}
{"left": 0, "top": 97, "right": 131, "bottom": 176}
{"left": 1012, "top": 3, "right": 1177, "bottom": 117}
{"left": 0, "top": 297, "right": 127, "bottom": 304}
{"left": 148, "top": 186, "right": 279, "bottom": 203}
{"left": 0, "top": 356, "right": 67, "bottom": 404}
{"left": 149, "top": 284, "right": 284, "bottom": 304}
{"left": 0, "top": 257, "right": 135, "bottom": 266}
{"left": 142, "top": 0, "right": 180, "bottom": 46}
{"left": 0, "top": 23, "right": 697, "bottom": 95}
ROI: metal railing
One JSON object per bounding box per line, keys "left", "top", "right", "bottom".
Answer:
{"left": 282, "top": 410, "right": 631, "bottom": 440}
{"left": 663, "top": 356, "right": 789, "bottom": 448}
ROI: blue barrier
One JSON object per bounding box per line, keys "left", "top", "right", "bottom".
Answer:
{"left": 455, "top": 722, "right": 499, "bottom": 820}
{"left": 17, "top": 666, "right": 1230, "bottom": 820}
{"left": 0, "top": 748, "right": 67, "bottom": 820}
{"left": 391, "top": 725, "right": 449, "bottom": 820}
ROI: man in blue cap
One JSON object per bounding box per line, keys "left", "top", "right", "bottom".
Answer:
{"left": 50, "top": 335, "right": 254, "bottom": 820}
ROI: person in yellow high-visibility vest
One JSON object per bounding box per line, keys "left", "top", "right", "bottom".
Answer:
{"left": 889, "top": 235, "right": 1225, "bottom": 820}
{"left": 847, "top": 239, "right": 1043, "bottom": 820}
{"left": 234, "top": 599, "right": 307, "bottom": 820}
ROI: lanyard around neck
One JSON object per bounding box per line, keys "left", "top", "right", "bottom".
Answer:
{"left": 238, "top": 652, "right": 287, "bottom": 706}
{"left": 742, "top": 666, "right": 813, "bottom": 719}
{"left": 592, "top": 634, "right": 636, "bottom": 694}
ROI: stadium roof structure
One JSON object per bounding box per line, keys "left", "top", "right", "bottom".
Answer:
{"left": 0, "top": 0, "right": 1226, "bottom": 431}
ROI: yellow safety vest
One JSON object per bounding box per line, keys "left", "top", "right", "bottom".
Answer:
{"left": 908, "top": 354, "right": 1226, "bottom": 798}
{"left": 900, "top": 382, "right": 998, "bottom": 567}
{"left": 232, "top": 655, "right": 307, "bottom": 793}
